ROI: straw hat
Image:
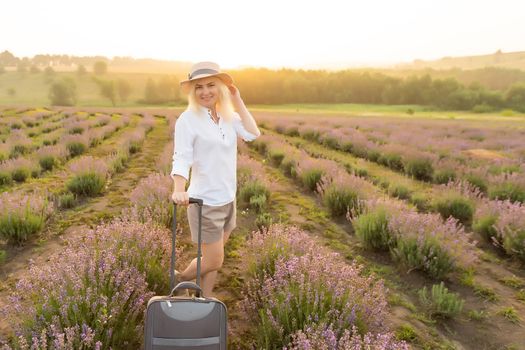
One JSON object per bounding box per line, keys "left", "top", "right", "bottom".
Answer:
{"left": 180, "top": 62, "right": 233, "bottom": 94}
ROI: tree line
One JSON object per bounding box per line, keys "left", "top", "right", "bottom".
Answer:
{"left": 231, "top": 68, "right": 525, "bottom": 112}
{"left": 34, "top": 66, "right": 525, "bottom": 111}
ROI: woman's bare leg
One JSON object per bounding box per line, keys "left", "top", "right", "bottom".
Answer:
{"left": 199, "top": 230, "right": 233, "bottom": 296}
{"left": 223, "top": 229, "right": 232, "bottom": 244}
{"left": 179, "top": 237, "right": 224, "bottom": 280}
{"left": 179, "top": 230, "right": 233, "bottom": 296}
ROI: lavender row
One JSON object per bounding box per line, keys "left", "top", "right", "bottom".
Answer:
{"left": 451, "top": 180, "right": 525, "bottom": 262}
{"left": 262, "top": 113, "right": 525, "bottom": 169}
{"left": 61, "top": 119, "right": 154, "bottom": 201}
{"left": 236, "top": 152, "right": 273, "bottom": 229}
{"left": 251, "top": 133, "right": 480, "bottom": 278}
{"left": 261, "top": 116, "right": 525, "bottom": 204}
{"left": 240, "top": 224, "right": 408, "bottom": 349}
{"left": 0, "top": 114, "right": 131, "bottom": 187}
{"left": 0, "top": 216, "right": 178, "bottom": 349}
{"left": 0, "top": 138, "right": 175, "bottom": 348}
{"left": 0, "top": 111, "right": 128, "bottom": 161}
{"left": 264, "top": 126, "right": 525, "bottom": 263}
{"left": 0, "top": 109, "right": 56, "bottom": 133}
{"left": 0, "top": 119, "right": 154, "bottom": 245}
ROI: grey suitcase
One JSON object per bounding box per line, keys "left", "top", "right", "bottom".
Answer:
{"left": 144, "top": 198, "right": 228, "bottom": 350}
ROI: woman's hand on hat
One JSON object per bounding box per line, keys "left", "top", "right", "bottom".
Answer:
{"left": 228, "top": 84, "right": 244, "bottom": 108}
{"left": 172, "top": 191, "right": 190, "bottom": 206}
{"left": 228, "top": 84, "right": 240, "bottom": 97}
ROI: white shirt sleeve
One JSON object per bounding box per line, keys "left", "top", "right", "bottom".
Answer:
{"left": 171, "top": 114, "right": 194, "bottom": 180}
{"left": 232, "top": 112, "right": 258, "bottom": 142}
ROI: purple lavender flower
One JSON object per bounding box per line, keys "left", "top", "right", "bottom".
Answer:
{"left": 2, "top": 217, "right": 176, "bottom": 349}
{"left": 240, "top": 224, "right": 390, "bottom": 349}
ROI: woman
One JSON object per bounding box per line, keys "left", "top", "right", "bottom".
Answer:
{"left": 171, "top": 62, "right": 260, "bottom": 297}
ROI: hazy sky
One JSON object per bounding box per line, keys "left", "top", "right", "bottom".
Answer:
{"left": 2, "top": 0, "right": 524, "bottom": 69}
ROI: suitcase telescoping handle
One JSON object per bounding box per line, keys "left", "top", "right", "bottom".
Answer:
{"left": 170, "top": 197, "right": 204, "bottom": 297}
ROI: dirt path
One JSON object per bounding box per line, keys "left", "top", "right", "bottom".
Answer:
{"left": 0, "top": 116, "right": 171, "bottom": 337}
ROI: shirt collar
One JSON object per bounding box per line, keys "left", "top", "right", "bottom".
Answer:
{"left": 205, "top": 108, "right": 221, "bottom": 123}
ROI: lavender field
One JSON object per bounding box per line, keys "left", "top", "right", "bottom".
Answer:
{"left": 0, "top": 106, "right": 524, "bottom": 349}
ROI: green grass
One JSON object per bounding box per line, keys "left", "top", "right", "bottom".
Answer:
{"left": 250, "top": 103, "right": 432, "bottom": 114}
{"left": 498, "top": 307, "right": 521, "bottom": 324}
{"left": 473, "top": 284, "right": 499, "bottom": 302}
{"left": 224, "top": 227, "right": 247, "bottom": 259}
{"left": 459, "top": 269, "right": 475, "bottom": 287}
{"left": 395, "top": 324, "right": 419, "bottom": 343}
{"left": 250, "top": 103, "right": 525, "bottom": 120}
{"left": 499, "top": 276, "right": 525, "bottom": 289}
{"left": 388, "top": 293, "right": 417, "bottom": 312}
{"left": 468, "top": 309, "right": 489, "bottom": 322}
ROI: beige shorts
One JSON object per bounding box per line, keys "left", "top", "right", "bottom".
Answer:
{"left": 187, "top": 200, "right": 237, "bottom": 244}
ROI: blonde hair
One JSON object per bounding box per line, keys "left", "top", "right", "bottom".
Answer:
{"left": 186, "top": 77, "right": 235, "bottom": 122}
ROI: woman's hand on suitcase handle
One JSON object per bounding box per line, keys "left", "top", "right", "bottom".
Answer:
{"left": 172, "top": 191, "right": 189, "bottom": 206}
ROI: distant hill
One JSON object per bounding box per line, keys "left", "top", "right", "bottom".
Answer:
{"left": 396, "top": 50, "right": 525, "bottom": 70}
{"left": 0, "top": 50, "right": 193, "bottom": 75}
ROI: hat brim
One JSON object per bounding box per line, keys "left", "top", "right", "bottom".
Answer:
{"left": 180, "top": 73, "right": 233, "bottom": 94}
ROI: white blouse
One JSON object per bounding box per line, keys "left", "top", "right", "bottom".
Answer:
{"left": 171, "top": 108, "right": 258, "bottom": 206}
